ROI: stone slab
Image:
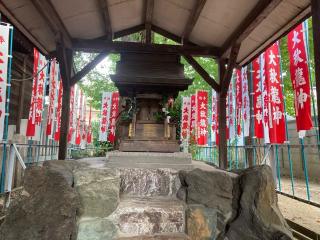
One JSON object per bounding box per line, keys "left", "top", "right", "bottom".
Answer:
{"left": 119, "top": 140, "right": 180, "bottom": 153}
{"left": 117, "top": 233, "right": 190, "bottom": 239}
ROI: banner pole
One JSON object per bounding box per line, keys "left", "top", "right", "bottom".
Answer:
{"left": 0, "top": 25, "right": 14, "bottom": 193}
{"left": 300, "top": 137, "right": 311, "bottom": 201}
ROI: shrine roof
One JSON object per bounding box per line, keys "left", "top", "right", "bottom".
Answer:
{"left": 0, "top": 0, "right": 310, "bottom": 65}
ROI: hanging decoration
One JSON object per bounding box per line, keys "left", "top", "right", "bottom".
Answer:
{"left": 211, "top": 89, "right": 218, "bottom": 144}
{"left": 235, "top": 69, "right": 242, "bottom": 135}
{"left": 196, "top": 90, "right": 208, "bottom": 145}
{"left": 287, "top": 23, "right": 313, "bottom": 134}
{"left": 260, "top": 53, "right": 270, "bottom": 143}
{"left": 108, "top": 91, "right": 119, "bottom": 143}
{"left": 99, "top": 92, "right": 112, "bottom": 141}
{"left": 265, "top": 42, "right": 286, "bottom": 144}
{"left": 227, "top": 74, "right": 235, "bottom": 140}
{"left": 68, "top": 86, "right": 75, "bottom": 143}
{"left": 241, "top": 66, "right": 250, "bottom": 137}
{"left": 0, "top": 24, "right": 10, "bottom": 140}
{"left": 87, "top": 106, "right": 92, "bottom": 144}
{"left": 53, "top": 79, "right": 63, "bottom": 141}
{"left": 253, "top": 57, "right": 264, "bottom": 139}
{"left": 180, "top": 96, "right": 191, "bottom": 141}
{"left": 75, "top": 91, "right": 83, "bottom": 145}
{"left": 189, "top": 94, "right": 196, "bottom": 142}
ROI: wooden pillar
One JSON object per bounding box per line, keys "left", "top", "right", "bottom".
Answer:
{"left": 218, "top": 59, "right": 228, "bottom": 169}
{"left": 16, "top": 55, "right": 27, "bottom": 134}
{"left": 312, "top": 0, "right": 320, "bottom": 141}
{"left": 56, "top": 41, "right": 73, "bottom": 160}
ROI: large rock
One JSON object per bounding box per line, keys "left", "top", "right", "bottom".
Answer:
{"left": 74, "top": 167, "right": 120, "bottom": 218}
{"left": 186, "top": 205, "right": 217, "bottom": 240}
{"left": 77, "top": 218, "right": 117, "bottom": 240}
{"left": 179, "top": 167, "right": 239, "bottom": 236}
{"left": 0, "top": 160, "right": 80, "bottom": 240}
{"left": 224, "top": 165, "right": 293, "bottom": 240}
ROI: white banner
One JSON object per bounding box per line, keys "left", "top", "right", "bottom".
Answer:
{"left": 99, "top": 92, "right": 112, "bottom": 141}
{"left": 0, "top": 24, "right": 10, "bottom": 140}
{"left": 180, "top": 96, "right": 191, "bottom": 141}
{"left": 241, "top": 66, "right": 250, "bottom": 137}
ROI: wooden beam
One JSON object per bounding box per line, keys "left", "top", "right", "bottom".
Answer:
{"left": 98, "top": 0, "right": 112, "bottom": 39}
{"left": 30, "top": 0, "right": 72, "bottom": 48}
{"left": 182, "top": 0, "right": 206, "bottom": 41}
{"left": 220, "top": 43, "right": 241, "bottom": 97}
{"left": 113, "top": 24, "right": 145, "bottom": 39}
{"left": 144, "top": 0, "right": 154, "bottom": 44}
{"left": 218, "top": 58, "right": 227, "bottom": 169}
{"left": 72, "top": 39, "right": 220, "bottom": 57}
{"left": 183, "top": 55, "right": 220, "bottom": 92}
{"left": 221, "top": 0, "right": 283, "bottom": 57}
{"left": 312, "top": 0, "right": 320, "bottom": 141}
{"left": 70, "top": 52, "right": 109, "bottom": 85}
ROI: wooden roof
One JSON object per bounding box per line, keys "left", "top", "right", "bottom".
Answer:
{"left": 0, "top": 0, "right": 311, "bottom": 65}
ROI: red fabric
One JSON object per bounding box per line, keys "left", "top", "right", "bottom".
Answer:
{"left": 265, "top": 42, "right": 286, "bottom": 143}
{"left": 68, "top": 86, "right": 75, "bottom": 142}
{"left": 196, "top": 90, "right": 208, "bottom": 145}
{"left": 54, "top": 80, "right": 63, "bottom": 141}
{"left": 46, "top": 60, "right": 57, "bottom": 136}
{"left": 287, "top": 23, "right": 313, "bottom": 131}
{"left": 108, "top": 92, "right": 119, "bottom": 143}
{"left": 252, "top": 57, "right": 264, "bottom": 138}
{"left": 26, "top": 48, "right": 39, "bottom": 137}
{"left": 75, "top": 91, "right": 83, "bottom": 145}
{"left": 235, "top": 69, "right": 242, "bottom": 135}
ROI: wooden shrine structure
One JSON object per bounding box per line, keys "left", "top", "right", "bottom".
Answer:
{"left": 0, "top": 0, "right": 319, "bottom": 169}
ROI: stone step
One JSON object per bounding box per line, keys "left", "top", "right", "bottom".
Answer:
{"left": 117, "top": 233, "right": 190, "bottom": 239}
{"left": 110, "top": 197, "right": 186, "bottom": 236}
{"left": 106, "top": 162, "right": 194, "bottom": 170}
{"left": 107, "top": 151, "right": 192, "bottom": 164}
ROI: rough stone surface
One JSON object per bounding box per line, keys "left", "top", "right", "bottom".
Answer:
{"left": 179, "top": 167, "right": 239, "bottom": 236}
{"left": 0, "top": 161, "right": 80, "bottom": 240}
{"left": 74, "top": 167, "right": 120, "bottom": 218}
{"left": 224, "top": 165, "right": 293, "bottom": 240}
{"left": 120, "top": 168, "right": 181, "bottom": 197}
{"left": 77, "top": 217, "right": 117, "bottom": 240}
{"left": 110, "top": 197, "right": 185, "bottom": 236}
{"left": 186, "top": 205, "right": 217, "bottom": 240}
{"left": 118, "top": 234, "right": 190, "bottom": 239}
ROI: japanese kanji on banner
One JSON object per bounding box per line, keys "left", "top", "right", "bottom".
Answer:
{"left": 260, "top": 53, "right": 270, "bottom": 143}
{"left": 189, "top": 94, "right": 196, "bottom": 142}
{"left": 108, "top": 92, "right": 119, "bottom": 143}
{"left": 0, "top": 24, "right": 10, "bottom": 141}
{"left": 68, "top": 86, "right": 75, "bottom": 143}
{"left": 227, "top": 75, "right": 235, "bottom": 140}
{"left": 196, "top": 90, "right": 208, "bottom": 145}
{"left": 46, "top": 59, "right": 59, "bottom": 137}
{"left": 180, "top": 96, "right": 191, "bottom": 141}
{"left": 253, "top": 57, "right": 264, "bottom": 139}
{"left": 235, "top": 69, "right": 242, "bottom": 135}
{"left": 99, "top": 92, "right": 112, "bottom": 141}
{"left": 287, "top": 23, "right": 313, "bottom": 134}
{"left": 54, "top": 79, "right": 63, "bottom": 141}
{"left": 211, "top": 89, "right": 218, "bottom": 143}
{"left": 265, "top": 42, "right": 286, "bottom": 144}
{"left": 26, "top": 48, "right": 48, "bottom": 137}
{"left": 241, "top": 66, "right": 250, "bottom": 137}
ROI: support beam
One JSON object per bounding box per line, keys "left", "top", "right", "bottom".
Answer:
{"left": 221, "top": 0, "right": 283, "bottom": 57}
{"left": 183, "top": 55, "right": 220, "bottom": 92}
{"left": 312, "top": 0, "right": 320, "bottom": 141}
{"left": 144, "top": 0, "right": 154, "bottom": 44}
{"left": 182, "top": 0, "right": 207, "bottom": 41}
{"left": 72, "top": 39, "right": 220, "bottom": 57}
{"left": 114, "top": 24, "right": 145, "bottom": 39}
{"left": 218, "top": 59, "right": 227, "bottom": 169}
{"left": 56, "top": 41, "right": 73, "bottom": 160}
{"left": 98, "top": 0, "right": 112, "bottom": 39}
{"left": 70, "top": 52, "right": 109, "bottom": 86}
{"left": 30, "top": 0, "right": 72, "bottom": 48}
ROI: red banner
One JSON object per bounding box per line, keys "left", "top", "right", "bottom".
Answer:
{"left": 46, "top": 59, "right": 58, "bottom": 136}
{"left": 180, "top": 97, "right": 191, "bottom": 141}
{"left": 241, "top": 66, "right": 250, "bottom": 137}
{"left": 252, "top": 57, "right": 264, "bottom": 138}
{"left": 211, "top": 89, "right": 218, "bottom": 143}
{"left": 108, "top": 92, "right": 119, "bottom": 143}
{"left": 189, "top": 94, "right": 196, "bottom": 142}
{"left": 87, "top": 106, "right": 92, "bottom": 144}
{"left": 287, "top": 23, "right": 313, "bottom": 133}
{"left": 265, "top": 42, "right": 285, "bottom": 144}
{"left": 196, "top": 90, "right": 208, "bottom": 145}
{"left": 54, "top": 80, "right": 63, "bottom": 141}
{"left": 235, "top": 69, "right": 242, "bottom": 135}
{"left": 26, "top": 48, "right": 40, "bottom": 137}
{"left": 68, "top": 86, "right": 75, "bottom": 142}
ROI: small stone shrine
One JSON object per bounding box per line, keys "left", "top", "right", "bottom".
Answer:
{"left": 111, "top": 52, "right": 192, "bottom": 152}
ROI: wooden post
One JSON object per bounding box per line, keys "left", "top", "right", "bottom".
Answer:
{"left": 218, "top": 59, "right": 228, "bottom": 169}
{"left": 16, "top": 55, "right": 27, "bottom": 134}
{"left": 312, "top": 0, "right": 320, "bottom": 141}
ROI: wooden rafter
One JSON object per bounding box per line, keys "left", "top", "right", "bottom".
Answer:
{"left": 114, "top": 24, "right": 146, "bottom": 39}
{"left": 144, "top": 0, "right": 154, "bottom": 43}
{"left": 182, "top": 0, "right": 207, "bottom": 41}
{"left": 30, "top": 0, "right": 72, "bottom": 48}
{"left": 72, "top": 39, "right": 220, "bottom": 57}
{"left": 221, "top": 0, "right": 283, "bottom": 57}
{"left": 98, "top": 0, "right": 112, "bottom": 39}
{"left": 183, "top": 55, "right": 220, "bottom": 92}
{"left": 71, "top": 52, "right": 109, "bottom": 85}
